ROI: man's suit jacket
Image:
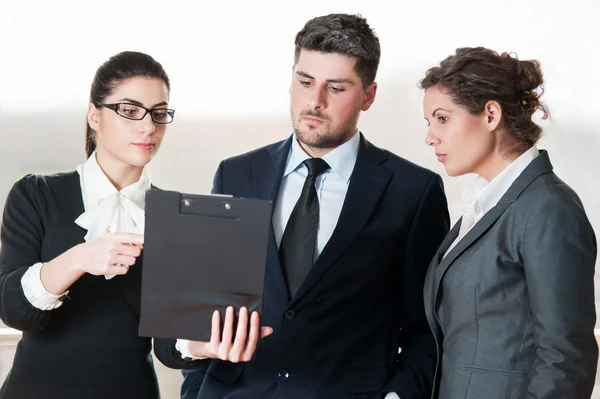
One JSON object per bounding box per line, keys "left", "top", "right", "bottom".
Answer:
{"left": 423, "top": 150, "right": 598, "bottom": 399}
{"left": 155, "top": 134, "right": 450, "bottom": 399}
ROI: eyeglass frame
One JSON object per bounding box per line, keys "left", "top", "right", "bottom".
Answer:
{"left": 97, "top": 102, "right": 176, "bottom": 124}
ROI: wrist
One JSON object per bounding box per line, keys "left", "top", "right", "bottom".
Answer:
{"left": 42, "top": 249, "right": 85, "bottom": 291}
{"left": 186, "top": 341, "right": 210, "bottom": 359}
{"left": 65, "top": 243, "right": 87, "bottom": 276}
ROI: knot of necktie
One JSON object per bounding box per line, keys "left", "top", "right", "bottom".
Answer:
{"left": 303, "top": 158, "right": 330, "bottom": 177}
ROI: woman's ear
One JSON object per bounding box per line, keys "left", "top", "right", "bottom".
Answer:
{"left": 87, "top": 103, "right": 102, "bottom": 132}
{"left": 483, "top": 100, "right": 502, "bottom": 132}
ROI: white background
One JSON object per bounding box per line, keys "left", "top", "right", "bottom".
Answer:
{"left": 1, "top": 0, "right": 599, "bottom": 395}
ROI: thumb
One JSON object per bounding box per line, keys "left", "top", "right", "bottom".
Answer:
{"left": 260, "top": 326, "right": 273, "bottom": 338}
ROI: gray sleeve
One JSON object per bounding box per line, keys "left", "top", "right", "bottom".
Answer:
{"left": 522, "top": 194, "right": 598, "bottom": 398}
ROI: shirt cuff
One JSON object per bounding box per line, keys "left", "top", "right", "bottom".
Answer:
{"left": 385, "top": 393, "right": 400, "bottom": 399}
{"left": 175, "top": 339, "right": 207, "bottom": 360}
{"left": 21, "top": 262, "right": 68, "bottom": 311}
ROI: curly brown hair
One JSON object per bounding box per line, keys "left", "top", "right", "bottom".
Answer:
{"left": 420, "top": 47, "right": 550, "bottom": 154}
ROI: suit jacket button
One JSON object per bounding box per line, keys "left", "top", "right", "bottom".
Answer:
{"left": 277, "top": 369, "right": 290, "bottom": 381}
{"left": 284, "top": 310, "right": 295, "bottom": 320}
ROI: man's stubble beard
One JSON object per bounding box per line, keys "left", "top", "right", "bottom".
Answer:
{"left": 291, "top": 110, "right": 360, "bottom": 150}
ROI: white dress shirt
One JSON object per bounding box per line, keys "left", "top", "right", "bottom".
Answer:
{"left": 176, "top": 132, "right": 361, "bottom": 360}
{"left": 273, "top": 130, "right": 360, "bottom": 255}
{"left": 444, "top": 145, "right": 540, "bottom": 257}
{"left": 20, "top": 152, "right": 151, "bottom": 310}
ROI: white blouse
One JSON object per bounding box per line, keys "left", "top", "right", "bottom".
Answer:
{"left": 20, "top": 153, "right": 151, "bottom": 310}
{"left": 444, "top": 145, "right": 539, "bottom": 257}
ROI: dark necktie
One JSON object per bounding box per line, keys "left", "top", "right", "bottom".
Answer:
{"left": 279, "top": 158, "right": 330, "bottom": 298}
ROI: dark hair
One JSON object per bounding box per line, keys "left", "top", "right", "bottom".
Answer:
{"left": 85, "top": 51, "right": 170, "bottom": 158}
{"left": 420, "top": 47, "right": 549, "bottom": 154}
{"left": 294, "top": 13, "right": 380, "bottom": 88}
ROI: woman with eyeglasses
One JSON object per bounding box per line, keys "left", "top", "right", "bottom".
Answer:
{"left": 0, "top": 51, "right": 175, "bottom": 399}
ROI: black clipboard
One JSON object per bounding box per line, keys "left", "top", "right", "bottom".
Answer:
{"left": 138, "top": 188, "right": 273, "bottom": 342}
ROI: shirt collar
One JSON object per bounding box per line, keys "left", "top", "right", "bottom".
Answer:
{"left": 77, "top": 152, "right": 151, "bottom": 210}
{"left": 462, "top": 145, "right": 539, "bottom": 214}
{"left": 282, "top": 130, "right": 360, "bottom": 184}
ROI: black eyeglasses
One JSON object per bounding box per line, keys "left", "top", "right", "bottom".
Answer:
{"left": 98, "top": 103, "right": 175, "bottom": 124}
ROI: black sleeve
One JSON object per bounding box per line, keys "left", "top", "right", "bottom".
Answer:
{"left": 384, "top": 173, "right": 450, "bottom": 398}
{"left": 211, "top": 160, "right": 224, "bottom": 195}
{"left": 152, "top": 338, "right": 209, "bottom": 370}
{"left": 0, "top": 175, "right": 53, "bottom": 331}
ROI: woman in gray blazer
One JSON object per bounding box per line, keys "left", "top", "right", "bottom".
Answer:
{"left": 420, "top": 47, "right": 597, "bottom": 399}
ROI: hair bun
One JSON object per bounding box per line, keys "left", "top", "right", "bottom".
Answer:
{"left": 422, "top": 47, "right": 550, "bottom": 152}
{"left": 516, "top": 59, "right": 544, "bottom": 92}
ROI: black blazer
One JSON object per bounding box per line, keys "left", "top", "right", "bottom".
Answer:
{"left": 155, "top": 134, "right": 450, "bottom": 399}
{"left": 0, "top": 172, "right": 159, "bottom": 399}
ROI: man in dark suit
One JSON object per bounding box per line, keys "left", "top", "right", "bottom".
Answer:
{"left": 155, "top": 13, "right": 450, "bottom": 399}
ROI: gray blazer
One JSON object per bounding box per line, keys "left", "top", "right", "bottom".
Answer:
{"left": 424, "top": 150, "right": 598, "bottom": 399}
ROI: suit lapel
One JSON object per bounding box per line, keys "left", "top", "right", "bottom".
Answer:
{"left": 423, "top": 221, "right": 459, "bottom": 338}
{"left": 433, "top": 219, "right": 461, "bottom": 265}
{"left": 291, "top": 135, "right": 392, "bottom": 305}
{"left": 432, "top": 150, "right": 554, "bottom": 300}
{"left": 434, "top": 203, "right": 512, "bottom": 291}
{"left": 254, "top": 138, "right": 292, "bottom": 201}
{"left": 253, "top": 137, "right": 293, "bottom": 301}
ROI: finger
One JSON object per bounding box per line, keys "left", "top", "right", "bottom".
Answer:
{"left": 242, "top": 311, "right": 261, "bottom": 361}
{"left": 209, "top": 310, "right": 221, "bottom": 349}
{"left": 218, "top": 307, "right": 235, "bottom": 359}
{"left": 112, "top": 232, "right": 144, "bottom": 245}
{"left": 260, "top": 326, "right": 274, "bottom": 339}
{"left": 117, "top": 244, "right": 142, "bottom": 257}
{"left": 221, "top": 307, "right": 235, "bottom": 344}
{"left": 103, "top": 264, "right": 130, "bottom": 276}
{"left": 229, "top": 307, "right": 249, "bottom": 363}
{"left": 110, "top": 254, "right": 137, "bottom": 266}
{"left": 106, "top": 243, "right": 139, "bottom": 261}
